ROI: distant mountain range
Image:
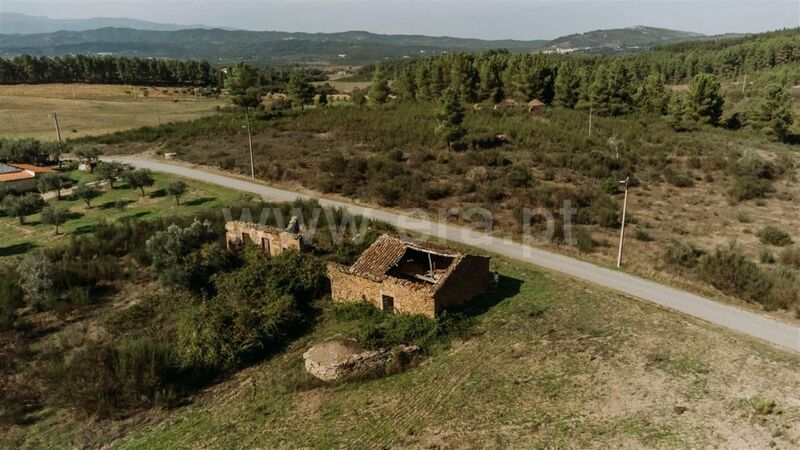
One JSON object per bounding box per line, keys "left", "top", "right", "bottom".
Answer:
{"left": 0, "top": 27, "right": 548, "bottom": 64}
{"left": 0, "top": 13, "right": 714, "bottom": 64}
{"left": 0, "top": 12, "right": 229, "bottom": 34}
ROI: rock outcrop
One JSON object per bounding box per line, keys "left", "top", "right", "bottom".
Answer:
{"left": 303, "top": 337, "right": 421, "bottom": 382}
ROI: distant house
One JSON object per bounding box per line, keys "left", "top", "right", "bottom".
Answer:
{"left": 528, "top": 99, "right": 546, "bottom": 113}
{"left": 0, "top": 163, "right": 55, "bottom": 192}
{"left": 327, "top": 234, "right": 491, "bottom": 318}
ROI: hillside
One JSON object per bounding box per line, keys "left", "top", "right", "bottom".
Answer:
{"left": 0, "top": 24, "right": 714, "bottom": 65}
{"left": 0, "top": 27, "right": 547, "bottom": 65}
{"left": 542, "top": 25, "right": 705, "bottom": 54}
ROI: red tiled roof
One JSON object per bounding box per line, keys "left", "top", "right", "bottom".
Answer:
{"left": 10, "top": 164, "right": 55, "bottom": 173}
{"left": 0, "top": 171, "right": 34, "bottom": 182}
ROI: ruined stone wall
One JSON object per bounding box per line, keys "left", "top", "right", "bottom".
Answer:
{"left": 225, "top": 221, "right": 303, "bottom": 257}
{"left": 434, "top": 255, "right": 491, "bottom": 313}
{"left": 327, "top": 263, "right": 437, "bottom": 317}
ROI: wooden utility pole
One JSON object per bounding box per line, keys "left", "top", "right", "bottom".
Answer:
{"left": 616, "top": 177, "right": 630, "bottom": 268}
{"left": 245, "top": 106, "right": 255, "bottom": 179}
{"left": 53, "top": 112, "right": 62, "bottom": 143}
{"left": 742, "top": 74, "right": 747, "bottom": 94}
{"left": 156, "top": 104, "right": 161, "bottom": 126}
{"left": 53, "top": 112, "right": 63, "bottom": 168}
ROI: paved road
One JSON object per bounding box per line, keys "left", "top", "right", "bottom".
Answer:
{"left": 108, "top": 156, "right": 800, "bottom": 353}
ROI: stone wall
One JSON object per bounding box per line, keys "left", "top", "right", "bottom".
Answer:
{"left": 433, "top": 255, "right": 491, "bottom": 313}
{"left": 225, "top": 221, "right": 303, "bottom": 257}
{"left": 327, "top": 263, "right": 437, "bottom": 317}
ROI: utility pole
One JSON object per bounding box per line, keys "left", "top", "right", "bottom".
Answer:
{"left": 245, "top": 106, "right": 255, "bottom": 179}
{"left": 742, "top": 74, "right": 747, "bottom": 95}
{"left": 588, "top": 105, "right": 593, "bottom": 138}
{"left": 616, "top": 176, "right": 630, "bottom": 268}
{"left": 53, "top": 112, "right": 63, "bottom": 168}
{"left": 156, "top": 104, "right": 161, "bottom": 126}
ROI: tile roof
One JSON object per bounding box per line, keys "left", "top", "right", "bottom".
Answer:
{"left": 0, "top": 171, "right": 34, "bottom": 182}
{"left": 347, "top": 234, "right": 469, "bottom": 286}
{"left": 9, "top": 164, "right": 55, "bottom": 173}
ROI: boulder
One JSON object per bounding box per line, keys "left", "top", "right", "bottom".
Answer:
{"left": 303, "top": 337, "right": 421, "bottom": 382}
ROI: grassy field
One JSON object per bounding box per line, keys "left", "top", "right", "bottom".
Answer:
{"left": 0, "top": 84, "right": 226, "bottom": 140}
{"left": 7, "top": 252, "right": 798, "bottom": 449}
{"left": 0, "top": 170, "right": 254, "bottom": 258}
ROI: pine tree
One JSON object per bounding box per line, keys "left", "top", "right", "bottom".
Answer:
{"left": 666, "top": 93, "right": 688, "bottom": 131}
{"left": 688, "top": 73, "right": 724, "bottom": 125}
{"left": 435, "top": 87, "right": 466, "bottom": 151}
{"left": 750, "top": 83, "right": 794, "bottom": 141}
{"left": 477, "top": 57, "right": 504, "bottom": 103}
{"left": 368, "top": 64, "right": 390, "bottom": 106}
{"left": 414, "top": 63, "right": 432, "bottom": 101}
{"left": 224, "top": 62, "right": 261, "bottom": 109}
{"left": 635, "top": 73, "right": 669, "bottom": 114}
{"left": 589, "top": 65, "right": 611, "bottom": 114}
{"left": 553, "top": 64, "right": 581, "bottom": 108}
{"left": 395, "top": 66, "right": 417, "bottom": 101}
{"left": 605, "top": 61, "right": 633, "bottom": 115}
{"left": 286, "top": 69, "right": 314, "bottom": 109}
{"left": 449, "top": 55, "right": 478, "bottom": 103}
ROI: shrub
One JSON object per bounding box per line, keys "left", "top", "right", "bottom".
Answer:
{"left": 330, "top": 303, "right": 469, "bottom": 351}
{"left": 0, "top": 267, "right": 23, "bottom": 330}
{"left": 45, "top": 338, "right": 179, "bottom": 418}
{"left": 177, "top": 292, "right": 300, "bottom": 371}
{"left": 756, "top": 226, "right": 793, "bottom": 246}
{"left": 635, "top": 228, "right": 653, "bottom": 242}
{"left": 729, "top": 176, "right": 772, "bottom": 202}
{"left": 696, "top": 244, "right": 772, "bottom": 303}
{"left": 779, "top": 246, "right": 800, "bottom": 269}
{"left": 506, "top": 165, "right": 533, "bottom": 188}
{"left": 664, "top": 169, "right": 695, "bottom": 188}
{"left": 145, "top": 220, "right": 222, "bottom": 288}
{"left": 663, "top": 239, "right": 703, "bottom": 269}
{"left": 760, "top": 248, "right": 776, "bottom": 264}
{"left": 600, "top": 178, "right": 619, "bottom": 195}
{"left": 574, "top": 229, "right": 596, "bottom": 253}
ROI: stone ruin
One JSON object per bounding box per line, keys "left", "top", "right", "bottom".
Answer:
{"left": 303, "top": 337, "right": 421, "bottom": 382}
{"left": 225, "top": 216, "right": 304, "bottom": 257}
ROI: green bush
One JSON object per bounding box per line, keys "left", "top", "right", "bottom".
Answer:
{"left": 663, "top": 239, "right": 703, "bottom": 269}
{"left": 664, "top": 168, "right": 695, "bottom": 187}
{"left": 506, "top": 165, "right": 533, "bottom": 188}
{"left": 0, "top": 267, "right": 23, "bottom": 330}
{"left": 177, "top": 292, "right": 300, "bottom": 371}
{"left": 696, "top": 244, "right": 772, "bottom": 303}
{"left": 574, "top": 229, "right": 596, "bottom": 253}
{"left": 330, "top": 303, "right": 469, "bottom": 351}
{"left": 729, "top": 176, "right": 773, "bottom": 202}
{"left": 756, "top": 225, "right": 793, "bottom": 246}
{"left": 45, "top": 337, "right": 179, "bottom": 418}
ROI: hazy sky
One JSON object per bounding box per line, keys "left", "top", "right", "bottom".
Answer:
{"left": 2, "top": 1, "right": 798, "bottom": 40}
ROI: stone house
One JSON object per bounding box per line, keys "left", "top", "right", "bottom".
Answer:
{"left": 225, "top": 217, "right": 304, "bottom": 256}
{"left": 327, "top": 234, "right": 491, "bottom": 318}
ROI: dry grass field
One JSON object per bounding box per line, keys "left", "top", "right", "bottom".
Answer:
{"left": 0, "top": 84, "right": 226, "bottom": 140}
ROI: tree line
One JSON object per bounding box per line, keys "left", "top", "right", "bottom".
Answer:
{"left": 0, "top": 54, "right": 330, "bottom": 88}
